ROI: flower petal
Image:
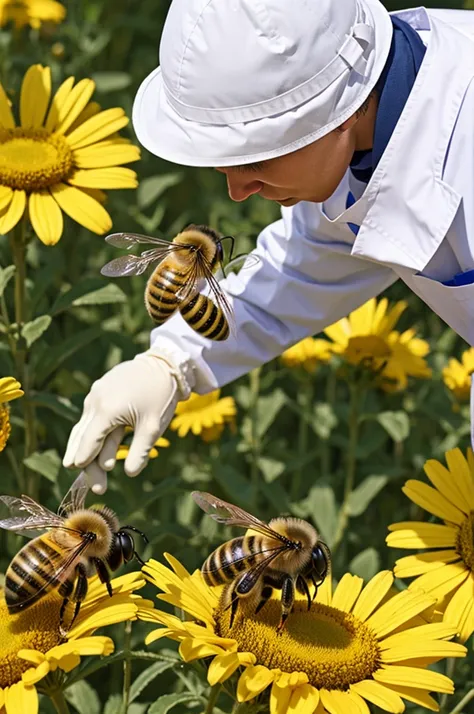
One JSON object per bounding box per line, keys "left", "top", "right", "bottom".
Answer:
{"left": 0, "top": 377, "right": 24, "bottom": 402}
{"left": 408, "top": 562, "right": 469, "bottom": 600}
{"left": 350, "top": 681, "right": 404, "bottom": 714}
{"left": 402, "top": 480, "right": 465, "bottom": 525}
{"left": 179, "top": 638, "right": 226, "bottom": 662}
{"left": 286, "top": 684, "right": 320, "bottom": 714}
{"left": 394, "top": 550, "right": 459, "bottom": 578}
{"left": 381, "top": 640, "right": 466, "bottom": 663}
{"left": 0, "top": 82, "right": 15, "bottom": 128}
{"left": 5, "top": 681, "right": 38, "bottom": 714}
{"left": 382, "top": 684, "right": 439, "bottom": 711}
{"left": 380, "top": 622, "right": 459, "bottom": 649}
{"left": 331, "top": 574, "right": 364, "bottom": 613}
{"left": 424, "top": 454, "right": 474, "bottom": 515}
{"left": 68, "top": 167, "right": 138, "bottom": 189}
{"left": 21, "top": 660, "right": 50, "bottom": 685}
{"left": 386, "top": 522, "right": 457, "bottom": 549}
{"left": 20, "top": 65, "right": 51, "bottom": 129}
{"left": 50, "top": 183, "right": 112, "bottom": 235}
{"left": 207, "top": 652, "right": 256, "bottom": 686}
{"left": 237, "top": 665, "right": 275, "bottom": 702}
{"left": 0, "top": 186, "right": 14, "bottom": 211}
{"left": 0, "top": 190, "right": 26, "bottom": 234}
{"left": 66, "top": 108, "right": 129, "bottom": 149}
{"left": 321, "top": 689, "right": 368, "bottom": 714}
{"left": 374, "top": 665, "right": 454, "bottom": 693}
{"left": 74, "top": 142, "right": 140, "bottom": 168}
{"left": 444, "top": 574, "right": 474, "bottom": 642}
{"left": 444, "top": 448, "right": 474, "bottom": 510}
{"left": 366, "top": 590, "right": 434, "bottom": 638}
{"left": 352, "top": 571, "right": 394, "bottom": 622}
{"left": 29, "top": 190, "right": 64, "bottom": 245}
{"left": 55, "top": 79, "right": 96, "bottom": 134}
{"left": 45, "top": 76, "right": 75, "bottom": 131}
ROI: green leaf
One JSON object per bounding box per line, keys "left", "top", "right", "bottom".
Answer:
{"left": 23, "top": 449, "right": 61, "bottom": 482}
{"left": 258, "top": 457, "right": 285, "bottom": 483}
{"left": 104, "top": 694, "right": 121, "bottom": 714}
{"left": 36, "top": 325, "right": 103, "bottom": 386}
{"left": 377, "top": 411, "right": 410, "bottom": 442}
{"left": 148, "top": 693, "right": 198, "bottom": 714}
{"left": 129, "top": 660, "right": 175, "bottom": 703}
{"left": 137, "top": 174, "right": 182, "bottom": 210}
{"left": 50, "top": 278, "right": 126, "bottom": 315}
{"left": 295, "top": 485, "right": 337, "bottom": 545}
{"left": 0, "top": 264, "right": 15, "bottom": 297}
{"left": 348, "top": 475, "right": 389, "bottom": 517}
{"left": 350, "top": 547, "right": 380, "bottom": 580}
{"left": 31, "top": 392, "right": 80, "bottom": 422}
{"left": 22, "top": 315, "right": 52, "bottom": 347}
{"left": 256, "top": 389, "right": 286, "bottom": 438}
{"left": 91, "top": 70, "right": 131, "bottom": 92}
{"left": 65, "top": 681, "right": 100, "bottom": 714}
{"left": 312, "top": 402, "right": 338, "bottom": 439}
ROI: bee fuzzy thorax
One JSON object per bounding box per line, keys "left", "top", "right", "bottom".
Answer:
{"left": 62, "top": 508, "right": 117, "bottom": 558}
{"left": 173, "top": 226, "right": 220, "bottom": 268}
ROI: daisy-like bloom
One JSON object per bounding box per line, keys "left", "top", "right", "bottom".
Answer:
{"left": 139, "top": 555, "right": 466, "bottom": 714}
{"left": 0, "top": 572, "right": 151, "bottom": 713}
{"left": 324, "top": 297, "right": 431, "bottom": 390}
{"left": 387, "top": 447, "right": 474, "bottom": 643}
{"left": 170, "top": 390, "right": 237, "bottom": 442}
{"left": 0, "top": 0, "right": 65, "bottom": 28}
{"left": 281, "top": 337, "right": 333, "bottom": 373}
{"left": 116, "top": 428, "right": 170, "bottom": 460}
{"left": 0, "top": 377, "right": 23, "bottom": 452}
{"left": 442, "top": 347, "right": 474, "bottom": 402}
{"left": 0, "top": 64, "right": 140, "bottom": 245}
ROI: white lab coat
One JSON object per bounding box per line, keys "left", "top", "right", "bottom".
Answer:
{"left": 151, "top": 7, "right": 474, "bottom": 438}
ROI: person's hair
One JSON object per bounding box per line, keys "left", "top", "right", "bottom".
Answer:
{"left": 356, "top": 90, "right": 376, "bottom": 118}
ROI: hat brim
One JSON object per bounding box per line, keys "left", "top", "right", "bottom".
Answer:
{"left": 132, "top": 0, "right": 393, "bottom": 168}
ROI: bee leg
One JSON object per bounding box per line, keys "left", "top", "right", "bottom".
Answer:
{"left": 69, "top": 564, "right": 88, "bottom": 631}
{"left": 296, "top": 575, "right": 312, "bottom": 611}
{"left": 94, "top": 558, "right": 113, "bottom": 597}
{"left": 277, "top": 576, "right": 295, "bottom": 634}
{"left": 310, "top": 575, "right": 319, "bottom": 601}
{"left": 255, "top": 585, "right": 273, "bottom": 615}
{"left": 121, "top": 525, "right": 149, "bottom": 544}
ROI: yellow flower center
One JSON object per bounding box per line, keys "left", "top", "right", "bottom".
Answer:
{"left": 0, "top": 403, "right": 11, "bottom": 452}
{"left": 216, "top": 598, "right": 381, "bottom": 690}
{"left": 0, "top": 128, "right": 73, "bottom": 191}
{"left": 346, "top": 336, "right": 391, "bottom": 366}
{"left": 456, "top": 512, "right": 474, "bottom": 570}
{"left": 0, "top": 591, "right": 63, "bottom": 688}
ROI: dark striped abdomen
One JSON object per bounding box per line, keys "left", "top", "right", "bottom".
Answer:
{"left": 202, "top": 536, "right": 260, "bottom": 586}
{"left": 179, "top": 294, "right": 229, "bottom": 341}
{"left": 145, "top": 261, "right": 190, "bottom": 325}
{"left": 5, "top": 535, "right": 68, "bottom": 612}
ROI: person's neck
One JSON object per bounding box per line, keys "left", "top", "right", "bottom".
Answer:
{"left": 354, "top": 93, "right": 378, "bottom": 151}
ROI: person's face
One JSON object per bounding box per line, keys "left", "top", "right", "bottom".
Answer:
{"left": 215, "top": 119, "right": 358, "bottom": 205}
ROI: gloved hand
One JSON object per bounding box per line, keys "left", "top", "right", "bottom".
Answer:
{"left": 63, "top": 350, "right": 193, "bottom": 494}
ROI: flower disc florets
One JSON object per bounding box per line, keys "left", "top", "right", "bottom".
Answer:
{"left": 0, "top": 128, "right": 73, "bottom": 191}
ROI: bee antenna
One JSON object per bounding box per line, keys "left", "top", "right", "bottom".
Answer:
{"left": 217, "top": 235, "right": 235, "bottom": 262}
{"left": 121, "top": 525, "right": 149, "bottom": 544}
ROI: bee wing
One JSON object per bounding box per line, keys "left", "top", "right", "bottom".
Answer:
{"left": 191, "top": 491, "right": 288, "bottom": 544}
{"left": 57, "top": 472, "right": 90, "bottom": 517}
{"left": 0, "top": 495, "right": 64, "bottom": 536}
{"left": 105, "top": 232, "right": 174, "bottom": 249}
{"left": 100, "top": 253, "right": 159, "bottom": 278}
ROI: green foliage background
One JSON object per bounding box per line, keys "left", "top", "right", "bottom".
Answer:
{"left": 0, "top": 1, "right": 473, "bottom": 712}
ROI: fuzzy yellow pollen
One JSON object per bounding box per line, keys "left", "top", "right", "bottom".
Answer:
{"left": 456, "top": 512, "right": 474, "bottom": 570}
{"left": 0, "top": 127, "right": 73, "bottom": 191}
{"left": 0, "top": 593, "right": 63, "bottom": 688}
{"left": 216, "top": 598, "right": 381, "bottom": 690}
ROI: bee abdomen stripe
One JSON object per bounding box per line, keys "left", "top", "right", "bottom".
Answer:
{"left": 5, "top": 578, "right": 39, "bottom": 603}
{"left": 206, "top": 314, "right": 229, "bottom": 340}
{"left": 11, "top": 558, "right": 51, "bottom": 586}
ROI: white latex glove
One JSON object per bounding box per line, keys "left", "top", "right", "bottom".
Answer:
{"left": 63, "top": 351, "right": 193, "bottom": 494}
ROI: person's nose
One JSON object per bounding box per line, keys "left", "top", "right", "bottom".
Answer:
{"left": 226, "top": 174, "right": 263, "bottom": 202}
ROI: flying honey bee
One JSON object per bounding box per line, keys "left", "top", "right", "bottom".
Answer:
{"left": 0, "top": 473, "right": 147, "bottom": 635}
{"left": 192, "top": 491, "right": 331, "bottom": 632}
{"left": 101, "top": 225, "right": 258, "bottom": 341}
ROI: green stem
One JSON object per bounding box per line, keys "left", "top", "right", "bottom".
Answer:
{"left": 321, "top": 369, "right": 336, "bottom": 480}
{"left": 249, "top": 367, "right": 262, "bottom": 508}
{"left": 205, "top": 684, "right": 222, "bottom": 714}
{"left": 448, "top": 688, "right": 474, "bottom": 714}
{"left": 9, "top": 219, "right": 37, "bottom": 498}
{"left": 120, "top": 620, "right": 133, "bottom": 714}
{"left": 49, "top": 689, "right": 71, "bottom": 714}
{"left": 332, "top": 382, "right": 360, "bottom": 553}
{"left": 292, "top": 376, "right": 314, "bottom": 501}
{"left": 440, "top": 658, "right": 457, "bottom": 712}
{"left": 65, "top": 651, "right": 171, "bottom": 687}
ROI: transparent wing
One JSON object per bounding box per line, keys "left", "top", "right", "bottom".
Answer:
{"left": 58, "top": 472, "right": 90, "bottom": 517}
{"left": 192, "top": 491, "right": 288, "bottom": 544}
{"left": 105, "top": 232, "right": 175, "bottom": 249}
{"left": 216, "top": 253, "right": 261, "bottom": 281}
{"left": 0, "top": 495, "right": 63, "bottom": 534}
{"left": 177, "top": 253, "right": 235, "bottom": 333}
{"left": 101, "top": 241, "right": 192, "bottom": 278}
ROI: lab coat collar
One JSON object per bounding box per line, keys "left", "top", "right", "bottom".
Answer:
{"left": 351, "top": 9, "right": 472, "bottom": 271}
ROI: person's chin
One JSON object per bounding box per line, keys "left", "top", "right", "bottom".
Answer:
{"left": 276, "top": 197, "right": 300, "bottom": 207}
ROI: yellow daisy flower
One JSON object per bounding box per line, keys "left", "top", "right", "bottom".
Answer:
{"left": 139, "top": 556, "right": 466, "bottom": 714}
{"left": 0, "top": 0, "right": 65, "bottom": 29}
{"left": 0, "top": 377, "right": 23, "bottom": 452}
{"left": 442, "top": 347, "right": 474, "bottom": 402}
{"left": 324, "top": 297, "right": 431, "bottom": 390}
{"left": 0, "top": 571, "right": 151, "bottom": 713}
{"left": 116, "top": 431, "right": 170, "bottom": 461}
{"left": 281, "top": 337, "right": 333, "bottom": 373}
{"left": 0, "top": 64, "right": 140, "bottom": 245}
{"left": 387, "top": 447, "right": 474, "bottom": 642}
{"left": 170, "top": 390, "right": 237, "bottom": 442}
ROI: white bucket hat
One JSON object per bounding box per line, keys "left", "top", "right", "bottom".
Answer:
{"left": 133, "top": 0, "right": 393, "bottom": 168}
